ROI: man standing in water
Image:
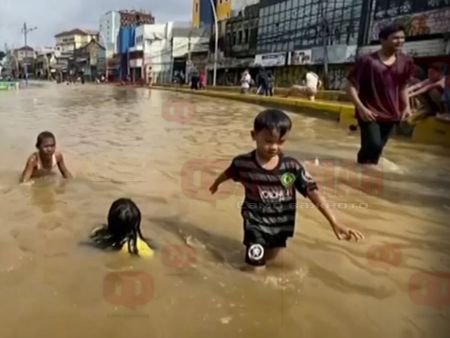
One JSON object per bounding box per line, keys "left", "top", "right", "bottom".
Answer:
{"left": 347, "top": 23, "right": 414, "bottom": 165}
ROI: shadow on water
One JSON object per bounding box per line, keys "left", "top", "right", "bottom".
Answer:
{"left": 147, "top": 215, "right": 245, "bottom": 269}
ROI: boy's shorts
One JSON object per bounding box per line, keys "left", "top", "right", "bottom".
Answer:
{"left": 243, "top": 228, "right": 289, "bottom": 267}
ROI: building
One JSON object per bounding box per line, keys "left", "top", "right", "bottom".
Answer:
{"left": 214, "top": 2, "right": 260, "bottom": 84}
{"left": 253, "top": 0, "right": 365, "bottom": 89}
{"left": 34, "top": 47, "right": 61, "bottom": 80}
{"left": 225, "top": 3, "right": 259, "bottom": 59}
{"left": 359, "top": 0, "right": 450, "bottom": 66}
{"left": 101, "top": 10, "right": 156, "bottom": 81}
{"left": 72, "top": 40, "right": 106, "bottom": 81}
{"left": 99, "top": 11, "right": 121, "bottom": 58}
{"left": 11, "top": 46, "right": 36, "bottom": 78}
{"left": 129, "top": 23, "right": 174, "bottom": 84}
{"left": 13, "top": 46, "right": 35, "bottom": 62}
{"left": 54, "top": 29, "right": 99, "bottom": 56}
{"left": 192, "top": 0, "right": 233, "bottom": 28}
{"left": 119, "top": 10, "right": 155, "bottom": 27}
{"left": 172, "top": 25, "right": 210, "bottom": 82}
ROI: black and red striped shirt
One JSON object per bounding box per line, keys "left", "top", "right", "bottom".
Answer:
{"left": 225, "top": 151, "right": 318, "bottom": 237}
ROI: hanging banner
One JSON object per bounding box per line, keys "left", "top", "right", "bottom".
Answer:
{"left": 289, "top": 50, "right": 312, "bottom": 65}
{"left": 254, "top": 52, "right": 287, "bottom": 67}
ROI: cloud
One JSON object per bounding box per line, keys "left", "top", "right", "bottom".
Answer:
{"left": 0, "top": 0, "right": 191, "bottom": 49}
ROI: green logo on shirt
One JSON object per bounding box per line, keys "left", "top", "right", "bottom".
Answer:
{"left": 281, "top": 173, "right": 296, "bottom": 188}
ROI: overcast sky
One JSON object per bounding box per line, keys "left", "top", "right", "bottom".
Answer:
{"left": 0, "top": 0, "right": 191, "bottom": 50}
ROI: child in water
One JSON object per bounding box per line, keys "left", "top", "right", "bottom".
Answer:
{"left": 20, "top": 131, "right": 72, "bottom": 183}
{"left": 90, "top": 198, "right": 154, "bottom": 258}
{"left": 209, "top": 109, "right": 364, "bottom": 271}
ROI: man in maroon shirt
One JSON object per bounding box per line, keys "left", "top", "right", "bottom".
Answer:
{"left": 347, "top": 23, "right": 414, "bottom": 165}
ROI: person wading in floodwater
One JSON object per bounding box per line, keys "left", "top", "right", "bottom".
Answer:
{"left": 347, "top": 23, "right": 414, "bottom": 166}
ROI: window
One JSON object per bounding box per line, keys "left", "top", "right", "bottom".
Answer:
{"left": 286, "top": 0, "right": 292, "bottom": 10}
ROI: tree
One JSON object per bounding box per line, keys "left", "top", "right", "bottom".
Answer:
{"left": 0, "top": 51, "right": 5, "bottom": 61}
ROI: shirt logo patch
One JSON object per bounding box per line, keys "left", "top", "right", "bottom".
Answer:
{"left": 280, "top": 172, "right": 296, "bottom": 188}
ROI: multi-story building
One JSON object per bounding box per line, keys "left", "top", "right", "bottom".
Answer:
{"left": 225, "top": 3, "right": 259, "bottom": 59}
{"left": 99, "top": 11, "right": 121, "bottom": 58}
{"left": 218, "top": 2, "right": 260, "bottom": 84}
{"left": 129, "top": 23, "right": 174, "bottom": 84}
{"left": 253, "top": 0, "right": 365, "bottom": 89}
{"left": 359, "top": 0, "right": 450, "bottom": 66}
{"left": 13, "top": 46, "right": 35, "bottom": 63}
{"left": 54, "top": 29, "right": 99, "bottom": 56}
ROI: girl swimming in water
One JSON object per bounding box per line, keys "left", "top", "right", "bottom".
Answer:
{"left": 20, "top": 131, "right": 73, "bottom": 183}
{"left": 90, "top": 198, "right": 154, "bottom": 258}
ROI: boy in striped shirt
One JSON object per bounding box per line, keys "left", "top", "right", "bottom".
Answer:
{"left": 209, "top": 109, "right": 364, "bottom": 270}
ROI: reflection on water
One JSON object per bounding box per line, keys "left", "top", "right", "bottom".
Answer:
{"left": 0, "top": 82, "right": 449, "bottom": 338}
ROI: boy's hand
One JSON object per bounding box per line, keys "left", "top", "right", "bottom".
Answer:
{"left": 331, "top": 222, "right": 364, "bottom": 241}
{"left": 209, "top": 183, "right": 218, "bottom": 194}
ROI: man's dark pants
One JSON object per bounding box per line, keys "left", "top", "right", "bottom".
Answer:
{"left": 357, "top": 119, "right": 396, "bottom": 165}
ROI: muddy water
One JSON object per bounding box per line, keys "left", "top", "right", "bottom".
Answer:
{"left": 0, "top": 82, "right": 449, "bottom": 338}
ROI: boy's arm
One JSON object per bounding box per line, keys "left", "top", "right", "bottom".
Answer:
{"left": 209, "top": 171, "right": 230, "bottom": 193}
{"left": 346, "top": 57, "right": 377, "bottom": 122}
{"left": 20, "top": 155, "right": 37, "bottom": 183}
{"left": 307, "top": 189, "right": 364, "bottom": 241}
{"left": 56, "top": 153, "right": 73, "bottom": 179}
{"left": 210, "top": 159, "right": 238, "bottom": 193}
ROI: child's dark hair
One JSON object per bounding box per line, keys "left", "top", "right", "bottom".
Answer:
{"left": 90, "top": 198, "right": 149, "bottom": 256}
{"left": 379, "top": 23, "right": 406, "bottom": 40}
{"left": 36, "top": 131, "right": 55, "bottom": 148}
{"left": 254, "top": 109, "right": 292, "bottom": 138}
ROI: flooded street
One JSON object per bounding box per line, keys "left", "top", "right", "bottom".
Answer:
{"left": 0, "top": 82, "right": 449, "bottom": 338}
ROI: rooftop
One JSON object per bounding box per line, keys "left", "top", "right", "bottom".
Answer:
{"left": 16, "top": 46, "right": 34, "bottom": 51}
{"left": 55, "top": 28, "right": 99, "bottom": 38}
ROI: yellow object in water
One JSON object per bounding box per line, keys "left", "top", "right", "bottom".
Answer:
{"left": 120, "top": 236, "right": 154, "bottom": 258}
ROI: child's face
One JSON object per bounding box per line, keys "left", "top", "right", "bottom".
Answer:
{"left": 38, "top": 137, "right": 56, "bottom": 157}
{"left": 252, "top": 129, "right": 288, "bottom": 160}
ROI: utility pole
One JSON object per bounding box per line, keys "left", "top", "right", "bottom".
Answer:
{"left": 208, "top": 0, "right": 218, "bottom": 86}
{"left": 319, "top": 1, "right": 329, "bottom": 89}
{"left": 21, "top": 22, "right": 37, "bottom": 85}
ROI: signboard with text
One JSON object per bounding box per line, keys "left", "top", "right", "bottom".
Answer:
{"left": 254, "top": 52, "right": 287, "bottom": 67}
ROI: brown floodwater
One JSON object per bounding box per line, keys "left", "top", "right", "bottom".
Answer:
{"left": 0, "top": 82, "right": 449, "bottom": 338}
